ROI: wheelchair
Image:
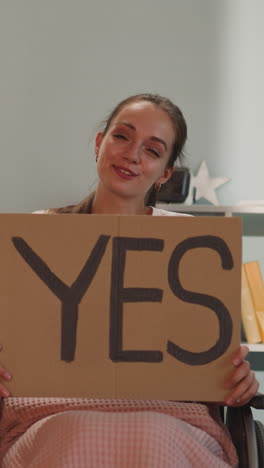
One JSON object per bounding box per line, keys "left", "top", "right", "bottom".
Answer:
{"left": 224, "top": 392, "right": 264, "bottom": 468}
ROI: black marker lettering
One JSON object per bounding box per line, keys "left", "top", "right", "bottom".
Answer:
{"left": 168, "top": 235, "right": 233, "bottom": 365}
{"left": 110, "top": 237, "right": 164, "bottom": 362}
{"left": 12, "top": 235, "right": 110, "bottom": 362}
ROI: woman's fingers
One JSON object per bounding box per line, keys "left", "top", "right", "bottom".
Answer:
{"left": 0, "top": 365, "right": 11, "bottom": 397}
{"left": 231, "top": 345, "right": 249, "bottom": 366}
{"left": 224, "top": 347, "right": 260, "bottom": 407}
{"left": 0, "top": 344, "right": 12, "bottom": 397}
{"left": 225, "top": 374, "right": 259, "bottom": 407}
{"left": 225, "top": 360, "right": 251, "bottom": 389}
{"left": 224, "top": 345, "right": 260, "bottom": 407}
{"left": 0, "top": 366, "right": 12, "bottom": 397}
{"left": 0, "top": 366, "right": 12, "bottom": 381}
{"left": 0, "top": 382, "right": 10, "bottom": 397}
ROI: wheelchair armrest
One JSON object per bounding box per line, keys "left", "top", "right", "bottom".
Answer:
{"left": 226, "top": 404, "right": 259, "bottom": 468}
{"left": 248, "top": 393, "right": 264, "bottom": 410}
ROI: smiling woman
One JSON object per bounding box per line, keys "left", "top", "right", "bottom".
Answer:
{"left": 48, "top": 93, "right": 188, "bottom": 215}
{"left": 0, "top": 93, "right": 259, "bottom": 467}
{"left": 94, "top": 101, "right": 175, "bottom": 214}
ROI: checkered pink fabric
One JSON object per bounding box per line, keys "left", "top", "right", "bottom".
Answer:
{"left": 0, "top": 398, "right": 238, "bottom": 467}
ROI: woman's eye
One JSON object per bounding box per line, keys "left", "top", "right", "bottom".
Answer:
{"left": 148, "top": 148, "right": 160, "bottom": 158}
{"left": 113, "top": 134, "right": 128, "bottom": 140}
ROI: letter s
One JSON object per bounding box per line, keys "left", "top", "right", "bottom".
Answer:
{"left": 168, "top": 235, "right": 234, "bottom": 365}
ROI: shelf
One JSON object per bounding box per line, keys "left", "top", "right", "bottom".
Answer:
{"left": 246, "top": 344, "right": 264, "bottom": 352}
{"left": 157, "top": 203, "right": 233, "bottom": 216}
{"left": 156, "top": 204, "right": 264, "bottom": 236}
{"left": 157, "top": 203, "right": 264, "bottom": 215}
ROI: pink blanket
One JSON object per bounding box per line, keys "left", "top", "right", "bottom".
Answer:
{"left": 0, "top": 398, "right": 238, "bottom": 467}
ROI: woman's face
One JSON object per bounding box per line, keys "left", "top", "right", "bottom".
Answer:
{"left": 95, "top": 101, "right": 176, "bottom": 203}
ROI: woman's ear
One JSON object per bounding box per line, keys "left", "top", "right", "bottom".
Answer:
{"left": 95, "top": 132, "right": 103, "bottom": 157}
{"left": 157, "top": 167, "right": 174, "bottom": 186}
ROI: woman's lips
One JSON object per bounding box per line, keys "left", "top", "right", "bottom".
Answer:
{"left": 113, "top": 165, "right": 138, "bottom": 180}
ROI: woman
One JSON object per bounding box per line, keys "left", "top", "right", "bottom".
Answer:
{"left": 0, "top": 93, "right": 259, "bottom": 467}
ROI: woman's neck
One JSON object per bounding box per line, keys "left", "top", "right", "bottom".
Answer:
{"left": 91, "top": 187, "right": 151, "bottom": 215}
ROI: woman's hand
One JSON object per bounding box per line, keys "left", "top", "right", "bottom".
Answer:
{"left": 0, "top": 344, "right": 12, "bottom": 397}
{"left": 224, "top": 345, "right": 259, "bottom": 407}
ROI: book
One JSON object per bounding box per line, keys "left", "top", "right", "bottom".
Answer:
{"left": 241, "top": 264, "right": 261, "bottom": 343}
{"left": 243, "top": 261, "right": 264, "bottom": 342}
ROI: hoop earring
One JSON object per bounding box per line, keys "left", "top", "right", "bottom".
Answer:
{"left": 154, "top": 183, "right": 162, "bottom": 192}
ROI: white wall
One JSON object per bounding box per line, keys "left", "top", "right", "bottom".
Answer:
{"left": 210, "top": 0, "right": 264, "bottom": 205}
{"left": 0, "top": 0, "right": 225, "bottom": 212}
{"left": 1, "top": 0, "right": 264, "bottom": 411}
{"left": 1, "top": 1, "right": 263, "bottom": 211}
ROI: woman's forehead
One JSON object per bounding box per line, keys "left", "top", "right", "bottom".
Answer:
{"left": 111, "top": 101, "right": 175, "bottom": 139}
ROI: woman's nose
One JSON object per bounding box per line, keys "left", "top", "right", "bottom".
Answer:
{"left": 124, "top": 144, "right": 141, "bottom": 164}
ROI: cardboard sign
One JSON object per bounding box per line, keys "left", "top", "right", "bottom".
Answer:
{"left": 0, "top": 214, "right": 241, "bottom": 401}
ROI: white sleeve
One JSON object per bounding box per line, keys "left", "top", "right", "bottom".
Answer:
{"left": 32, "top": 209, "right": 49, "bottom": 214}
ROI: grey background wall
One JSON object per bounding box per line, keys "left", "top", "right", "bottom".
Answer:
{"left": 1, "top": 0, "right": 263, "bottom": 213}
{"left": 1, "top": 1, "right": 264, "bottom": 396}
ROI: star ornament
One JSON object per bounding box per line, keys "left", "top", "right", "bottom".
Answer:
{"left": 192, "top": 161, "right": 230, "bottom": 206}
